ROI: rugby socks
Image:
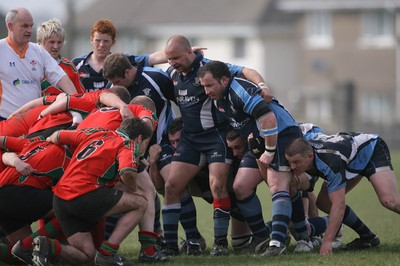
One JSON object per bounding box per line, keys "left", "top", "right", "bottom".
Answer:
{"left": 0, "top": 244, "right": 14, "bottom": 264}
{"left": 236, "top": 192, "right": 270, "bottom": 238}
{"left": 154, "top": 193, "right": 163, "bottom": 235}
{"left": 308, "top": 216, "right": 328, "bottom": 237}
{"left": 91, "top": 218, "right": 105, "bottom": 249}
{"left": 104, "top": 214, "right": 122, "bottom": 240}
{"left": 270, "top": 191, "right": 292, "bottom": 247}
{"left": 213, "top": 197, "right": 231, "bottom": 244}
{"left": 291, "top": 192, "right": 309, "bottom": 239}
{"left": 342, "top": 205, "right": 376, "bottom": 240}
{"left": 162, "top": 203, "right": 181, "bottom": 247}
{"left": 138, "top": 231, "right": 158, "bottom": 256}
{"left": 99, "top": 241, "right": 119, "bottom": 256}
{"left": 21, "top": 217, "right": 64, "bottom": 249}
{"left": 180, "top": 194, "right": 202, "bottom": 240}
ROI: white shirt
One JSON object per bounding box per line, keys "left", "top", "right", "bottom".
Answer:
{"left": 0, "top": 37, "right": 66, "bottom": 118}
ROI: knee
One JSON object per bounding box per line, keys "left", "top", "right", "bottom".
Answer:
{"left": 379, "top": 195, "right": 400, "bottom": 213}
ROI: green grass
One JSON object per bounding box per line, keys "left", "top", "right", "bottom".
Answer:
{"left": 121, "top": 151, "right": 400, "bottom": 265}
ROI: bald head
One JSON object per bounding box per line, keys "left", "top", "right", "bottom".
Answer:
{"left": 164, "top": 35, "right": 196, "bottom": 74}
{"left": 6, "top": 7, "right": 33, "bottom": 49}
{"left": 165, "top": 35, "right": 191, "bottom": 51}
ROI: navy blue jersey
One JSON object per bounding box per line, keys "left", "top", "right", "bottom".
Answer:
{"left": 167, "top": 53, "right": 243, "bottom": 133}
{"left": 124, "top": 65, "right": 175, "bottom": 143}
{"left": 214, "top": 77, "right": 298, "bottom": 140}
{"left": 72, "top": 52, "right": 149, "bottom": 92}
{"left": 307, "top": 132, "right": 380, "bottom": 193}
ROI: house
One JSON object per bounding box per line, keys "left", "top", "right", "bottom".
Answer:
{"left": 9, "top": 0, "right": 397, "bottom": 146}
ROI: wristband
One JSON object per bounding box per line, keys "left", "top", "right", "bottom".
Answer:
{"left": 258, "top": 82, "right": 267, "bottom": 87}
{"left": 263, "top": 150, "right": 275, "bottom": 157}
{"left": 265, "top": 145, "right": 276, "bottom": 153}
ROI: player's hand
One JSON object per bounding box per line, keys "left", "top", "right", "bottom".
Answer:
{"left": 120, "top": 105, "right": 134, "bottom": 119}
{"left": 46, "top": 131, "right": 61, "bottom": 144}
{"left": 259, "top": 86, "right": 273, "bottom": 102}
{"left": 148, "top": 144, "right": 162, "bottom": 165}
{"left": 15, "top": 160, "right": 35, "bottom": 176}
{"left": 319, "top": 239, "right": 333, "bottom": 255}
{"left": 191, "top": 46, "right": 207, "bottom": 56}
{"left": 258, "top": 151, "right": 274, "bottom": 167}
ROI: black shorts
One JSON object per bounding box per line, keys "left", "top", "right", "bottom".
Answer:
{"left": 361, "top": 138, "right": 393, "bottom": 179}
{"left": 53, "top": 188, "right": 123, "bottom": 237}
{"left": 172, "top": 128, "right": 233, "bottom": 165}
{"left": 0, "top": 185, "right": 53, "bottom": 234}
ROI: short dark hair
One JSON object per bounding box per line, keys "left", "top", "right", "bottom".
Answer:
{"left": 226, "top": 126, "right": 240, "bottom": 142}
{"left": 167, "top": 117, "right": 183, "bottom": 135}
{"left": 285, "top": 138, "right": 313, "bottom": 157}
{"left": 198, "top": 60, "right": 231, "bottom": 80}
{"left": 103, "top": 53, "right": 133, "bottom": 80}
{"left": 119, "top": 117, "right": 153, "bottom": 141}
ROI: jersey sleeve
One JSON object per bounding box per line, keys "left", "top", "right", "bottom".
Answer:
{"left": 2, "top": 136, "right": 30, "bottom": 152}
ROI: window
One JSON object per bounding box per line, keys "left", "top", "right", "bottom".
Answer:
{"left": 306, "top": 11, "right": 333, "bottom": 49}
{"left": 359, "top": 10, "right": 394, "bottom": 48}
{"left": 360, "top": 93, "right": 392, "bottom": 124}
{"left": 305, "top": 96, "right": 332, "bottom": 122}
{"left": 233, "top": 37, "right": 246, "bottom": 58}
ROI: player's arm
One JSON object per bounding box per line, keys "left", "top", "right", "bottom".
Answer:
{"left": 2, "top": 152, "right": 35, "bottom": 176}
{"left": 120, "top": 170, "right": 138, "bottom": 192}
{"left": 241, "top": 67, "right": 272, "bottom": 102}
{"left": 9, "top": 97, "right": 46, "bottom": 118}
{"left": 148, "top": 47, "right": 207, "bottom": 66}
{"left": 148, "top": 144, "right": 163, "bottom": 190}
{"left": 256, "top": 109, "right": 278, "bottom": 167}
{"left": 39, "top": 95, "right": 69, "bottom": 118}
{"left": 56, "top": 75, "right": 78, "bottom": 95}
{"left": 320, "top": 186, "right": 346, "bottom": 255}
{"left": 98, "top": 92, "right": 133, "bottom": 119}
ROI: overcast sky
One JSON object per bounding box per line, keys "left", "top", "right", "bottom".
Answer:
{"left": 0, "top": 0, "right": 95, "bottom": 24}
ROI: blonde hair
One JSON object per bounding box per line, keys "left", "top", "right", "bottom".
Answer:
{"left": 37, "top": 18, "right": 65, "bottom": 45}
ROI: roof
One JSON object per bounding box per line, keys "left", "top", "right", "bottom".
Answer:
{"left": 74, "top": 0, "right": 274, "bottom": 30}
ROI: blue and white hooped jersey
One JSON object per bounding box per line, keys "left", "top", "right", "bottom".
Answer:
{"left": 167, "top": 53, "right": 243, "bottom": 133}
{"left": 299, "top": 123, "right": 325, "bottom": 140}
{"left": 307, "top": 132, "right": 380, "bottom": 193}
{"left": 214, "top": 77, "right": 298, "bottom": 140}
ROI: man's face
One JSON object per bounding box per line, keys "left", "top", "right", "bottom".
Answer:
{"left": 168, "top": 130, "right": 181, "bottom": 149}
{"left": 9, "top": 11, "right": 33, "bottom": 46}
{"left": 42, "top": 34, "right": 63, "bottom": 59}
{"left": 90, "top": 32, "right": 115, "bottom": 58}
{"left": 199, "top": 72, "right": 225, "bottom": 100}
{"left": 109, "top": 69, "right": 134, "bottom": 88}
{"left": 285, "top": 153, "right": 313, "bottom": 176}
{"left": 227, "top": 136, "right": 247, "bottom": 159}
{"left": 165, "top": 46, "right": 192, "bottom": 73}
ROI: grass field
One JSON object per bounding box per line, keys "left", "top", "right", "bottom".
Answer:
{"left": 119, "top": 151, "right": 400, "bottom": 265}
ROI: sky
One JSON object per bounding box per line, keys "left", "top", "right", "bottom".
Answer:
{"left": 0, "top": 0, "right": 95, "bottom": 24}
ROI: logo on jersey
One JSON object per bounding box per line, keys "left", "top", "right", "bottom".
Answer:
{"left": 79, "top": 72, "right": 90, "bottom": 78}
{"left": 30, "top": 60, "right": 37, "bottom": 71}
{"left": 93, "top": 81, "right": 105, "bottom": 90}
{"left": 176, "top": 96, "right": 199, "bottom": 104}
{"left": 210, "top": 151, "right": 222, "bottom": 158}
{"left": 178, "top": 89, "right": 187, "bottom": 96}
{"left": 192, "top": 77, "right": 201, "bottom": 87}
{"left": 173, "top": 79, "right": 178, "bottom": 86}
{"left": 13, "top": 79, "right": 21, "bottom": 86}
{"left": 229, "top": 118, "right": 250, "bottom": 129}
{"left": 142, "top": 88, "right": 152, "bottom": 96}
{"left": 13, "top": 78, "right": 36, "bottom": 86}
{"left": 9, "top": 62, "right": 16, "bottom": 67}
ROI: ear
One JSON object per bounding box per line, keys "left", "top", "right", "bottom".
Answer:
{"left": 221, "top": 76, "right": 229, "bottom": 86}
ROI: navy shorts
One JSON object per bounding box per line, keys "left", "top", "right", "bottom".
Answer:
{"left": 0, "top": 186, "right": 53, "bottom": 234}
{"left": 258, "top": 126, "right": 302, "bottom": 172}
{"left": 172, "top": 128, "right": 233, "bottom": 165}
{"left": 361, "top": 138, "right": 393, "bottom": 179}
{"left": 53, "top": 188, "right": 123, "bottom": 237}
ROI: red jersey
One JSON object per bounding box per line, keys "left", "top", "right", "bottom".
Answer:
{"left": 0, "top": 106, "right": 46, "bottom": 137}
{"left": 0, "top": 137, "right": 71, "bottom": 189}
{"left": 28, "top": 112, "right": 72, "bottom": 135}
{"left": 53, "top": 128, "right": 140, "bottom": 200}
{"left": 66, "top": 89, "right": 111, "bottom": 117}
{"left": 41, "top": 57, "right": 86, "bottom": 96}
{"left": 77, "top": 105, "right": 156, "bottom": 130}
